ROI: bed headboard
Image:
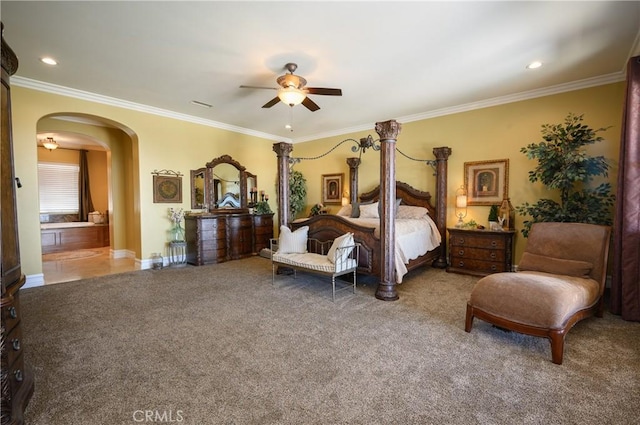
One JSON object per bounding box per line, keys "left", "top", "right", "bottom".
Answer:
{"left": 359, "top": 181, "right": 436, "bottom": 217}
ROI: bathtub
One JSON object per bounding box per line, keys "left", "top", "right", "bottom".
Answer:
{"left": 41, "top": 222, "right": 109, "bottom": 254}
{"left": 41, "top": 221, "right": 96, "bottom": 230}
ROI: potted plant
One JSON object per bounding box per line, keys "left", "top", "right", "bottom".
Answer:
{"left": 488, "top": 204, "right": 499, "bottom": 230}
{"left": 516, "top": 113, "right": 615, "bottom": 237}
{"left": 253, "top": 201, "right": 272, "bottom": 215}
{"left": 289, "top": 170, "right": 307, "bottom": 221}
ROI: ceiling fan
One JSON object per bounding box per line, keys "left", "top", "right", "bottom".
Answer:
{"left": 240, "top": 63, "right": 342, "bottom": 112}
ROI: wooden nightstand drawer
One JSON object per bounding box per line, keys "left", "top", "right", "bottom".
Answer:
{"left": 452, "top": 247, "right": 505, "bottom": 262}
{"left": 447, "top": 228, "right": 515, "bottom": 277}
{"left": 449, "top": 257, "right": 509, "bottom": 274}
{"left": 450, "top": 233, "right": 507, "bottom": 249}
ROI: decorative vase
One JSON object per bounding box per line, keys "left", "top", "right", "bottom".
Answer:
{"left": 171, "top": 223, "right": 185, "bottom": 242}
{"left": 151, "top": 253, "right": 163, "bottom": 270}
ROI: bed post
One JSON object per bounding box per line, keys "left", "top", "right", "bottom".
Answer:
{"left": 432, "top": 147, "right": 452, "bottom": 268}
{"left": 346, "top": 157, "right": 360, "bottom": 205}
{"left": 375, "top": 120, "right": 401, "bottom": 301}
{"left": 273, "top": 142, "right": 293, "bottom": 229}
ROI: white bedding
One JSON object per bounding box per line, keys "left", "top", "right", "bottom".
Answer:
{"left": 341, "top": 215, "right": 441, "bottom": 283}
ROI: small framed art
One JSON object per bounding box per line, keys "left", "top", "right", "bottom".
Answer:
{"left": 153, "top": 175, "right": 182, "bottom": 203}
{"left": 321, "top": 173, "right": 344, "bottom": 205}
{"left": 464, "top": 159, "right": 509, "bottom": 206}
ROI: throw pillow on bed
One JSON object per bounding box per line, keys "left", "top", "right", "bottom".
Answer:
{"left": 278, "top": 225, "right": 308, "bottom": 254}
{"left": 351, "top": 199, "right": 402, "bottom": 218}
{"left": 327, "top": 232, "right": 355, "bottom": 264}
{"left": 397, "top": 205, "right": 429, "bottom": 219}
{"left": 359, "top": 202, "right": 379, "bottom": 218}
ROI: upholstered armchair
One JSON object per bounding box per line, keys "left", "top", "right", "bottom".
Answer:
{"left": 465, "top": 222, "right": 611, "bottom": 364}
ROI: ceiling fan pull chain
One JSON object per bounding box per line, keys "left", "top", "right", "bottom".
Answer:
{"left": 289, "top": 106, "right": 294, "bottom": 132}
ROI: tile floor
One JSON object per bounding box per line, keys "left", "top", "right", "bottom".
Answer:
{"left": 42, "top": 247, "right": 139, "bottom": 285}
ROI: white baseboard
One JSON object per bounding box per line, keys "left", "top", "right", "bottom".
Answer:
{"left": 112, "top": 248, "right": 135, "bottom": 259}
{"left": 24, "top": 274, "right": 45, "bottom": 289}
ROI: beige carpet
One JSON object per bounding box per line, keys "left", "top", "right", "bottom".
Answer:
{"left": 19, "top": 257, "right": 640, "bottom": 424}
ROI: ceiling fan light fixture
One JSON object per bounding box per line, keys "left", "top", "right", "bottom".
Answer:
{"left": 42, "top": 137, "right": 59, "bottom": 151}
{"left": 278, "top": 87, "right": 306, "bottom": 106}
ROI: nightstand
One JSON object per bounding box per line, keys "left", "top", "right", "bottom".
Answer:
{"left": 447, "top": 228, "right": 515, "bottom": 277}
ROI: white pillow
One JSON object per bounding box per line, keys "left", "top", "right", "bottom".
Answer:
{"left": 359, "top": 202, "right": 379, "bottom": 219}
{"left": 278, "top": 225, "right": 308, "bottom": 254}
{"left": 397, "top": 205, "right": 429, "bottom": 219}
{"left": 336, "top": 204, "right": 352, "bottom": 217}
{"left": 327, "top": 232, "right": 354, "bottom": 264}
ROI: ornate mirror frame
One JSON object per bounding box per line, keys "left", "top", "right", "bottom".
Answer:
{"left": 190, "top": 168, "right": 207, "bottom": 209}
{"left": 205, "top": 154, "right": 248, "bottom": 211}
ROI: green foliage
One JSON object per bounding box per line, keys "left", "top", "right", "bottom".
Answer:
{"left": 253, "top": 201, "right": 272, "bottom": 215}
{"left": 461, "top": 219, "right": 478, "bottom": 229}
{"left": 516, "top": 113, "right": 615, "bottom": 237}
{"left": 488, "top": 205, "right": 499, "bottom": 222}
{"left": 289, "top": 170, "right": 307, "bottom": 221}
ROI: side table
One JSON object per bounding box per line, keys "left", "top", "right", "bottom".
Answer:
{"left": 447, "top": 228, "right": 515, "bottom": 277}
{"left": 169, "top": 241, "right": 187, "bottom": 267}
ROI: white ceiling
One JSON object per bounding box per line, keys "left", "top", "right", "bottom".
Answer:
{"left": 3, "top": 1, "right": 640, "bottom": 144}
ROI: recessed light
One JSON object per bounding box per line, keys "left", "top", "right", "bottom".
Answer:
{"left": 285, "top": 124, "right": 292, "bottom": 130}
{"left": 527, "top": 61, "right": 542, "bottom": 69}
{"left": 190, "top": 100, "right": 212, "bottom": 108}
{"left": 40, "top": 57, "right": 58, "bottom": 66}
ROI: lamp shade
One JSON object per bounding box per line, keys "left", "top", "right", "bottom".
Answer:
{"left": 277, "top": 87, "right": 306, "bottom": 106}
{"left": 456, "top": 194, "right": 467, "bottom": 208}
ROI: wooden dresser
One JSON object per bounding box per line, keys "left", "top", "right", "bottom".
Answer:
{"left": 1, "top": 23, "right": 34, "bottom": 424}
{"left": 252, "top": 213, "right": 275, "bottom": 253}
{"left": 447, "top": 228, "right": 515, "bottom": 277}
{"left": 185, "top": 212, "right": 273, "bottom": 265}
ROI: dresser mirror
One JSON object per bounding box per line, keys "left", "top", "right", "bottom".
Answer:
{"left": 190, "top": 168, "right": 206, "bottom": 209}
{"left": 246, "top": 171, "right": 258, "bottom": 206}
{"left": 204, "top": 155, "right": 248, "bottom": 211}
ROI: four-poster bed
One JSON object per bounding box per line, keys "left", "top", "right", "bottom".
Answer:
{"left": 273, "top": 120, "right": 451, "bottom": 300}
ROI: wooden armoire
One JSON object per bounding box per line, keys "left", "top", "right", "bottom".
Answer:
{"left": 1, "top": 22, "right": 35, "bottom": 424}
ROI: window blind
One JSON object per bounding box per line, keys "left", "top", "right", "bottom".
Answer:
{"left": 38, "top": 162, "right": 79, "bottom": 213}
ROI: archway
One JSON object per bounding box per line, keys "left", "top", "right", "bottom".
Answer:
{"left": 36, "top": 113, "right": 141, "bottom": 284}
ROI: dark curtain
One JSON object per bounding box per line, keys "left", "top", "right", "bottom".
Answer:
{"left": 610, "top": 55, "right": 640, "bottom": 321}
{"left": 78, "top": 149, "right": 95, "bottom": 222}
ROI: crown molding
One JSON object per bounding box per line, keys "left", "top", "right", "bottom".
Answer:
{"left": 11, "top": 76, "right": 291, "bottom": 143}
{"left": 292, "top": 71, "right": 625, "bottom": 144}
{"left": 13, "top": 71, "right": 624, "bottom": 146}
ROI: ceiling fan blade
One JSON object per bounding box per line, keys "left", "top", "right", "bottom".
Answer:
{"left": 302, "top": 97, "right": 320, "bottom": 112}
{"left": 262, "top": 97, "right": 281, "bottom": 108}
{"left": 240, "top": 85, "right": 277, "bottom": 90}
{"left": 306, "top": 87, "right": 342, "bottom": 96}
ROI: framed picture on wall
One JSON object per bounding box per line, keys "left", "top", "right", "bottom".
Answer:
{"left": 464, "top": 159, "right": 509, "bottom": 205}
{"left": 321, "top": 173, "right": 344, "bottom": 205}
{"left": 153, "top": 175, "right": 182, "bottom": 203}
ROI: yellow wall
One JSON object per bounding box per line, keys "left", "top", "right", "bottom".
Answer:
{"left": 12, "top": 86, "right": 280, "bottom": 277}
{"left": 294, "top": 82, "right": 625, "bottom": 263}
{"left": 11, "top": 82, "right": 624, "bottom": 279}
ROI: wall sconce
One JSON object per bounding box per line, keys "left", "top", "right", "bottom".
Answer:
{"left": 455, "top": 185, "right": 468, "bottom": 228}
{"left": 42, "top": 137, "right": 59, "bottom": 151}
